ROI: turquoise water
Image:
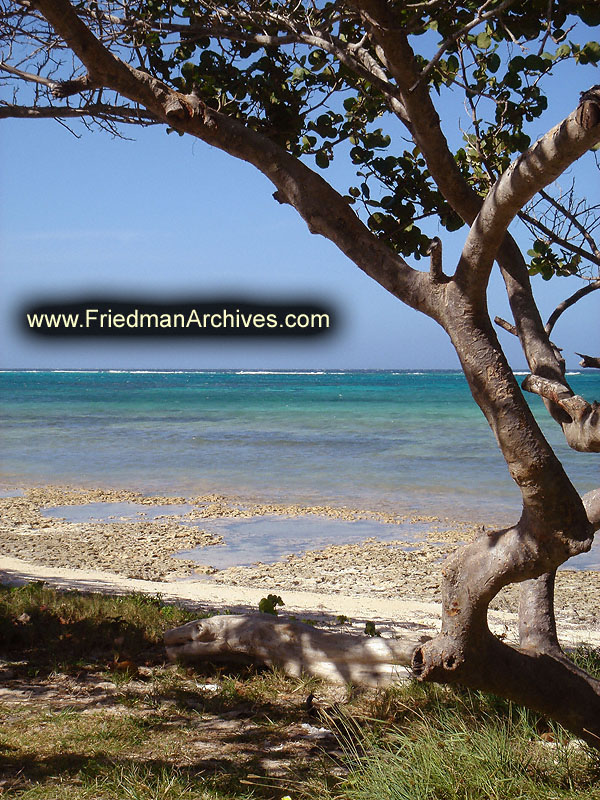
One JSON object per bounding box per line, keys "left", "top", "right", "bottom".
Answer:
{"left": 1, "top": 370, "right": 598, "bottom": 523}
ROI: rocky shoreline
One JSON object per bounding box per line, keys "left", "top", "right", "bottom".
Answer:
{"left": 1, "top": 485, "right": 598, "bottom": 632}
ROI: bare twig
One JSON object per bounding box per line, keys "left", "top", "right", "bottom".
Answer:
{"left": 546, "top": 279, "right": 600, "bottom": 334}
{"left": 411, "top": 0, "right": 518, "bottom": 90}
{"left": 494, "top": 316, "right": 517, "bottom": 336}
{"left": 540, "top": 189, "right": 600, "bottom": 259}
{"left": 518, "top": 209, "right": 600, "bottom": 269}
{"left": 0, "top": 102, "right": 159, "bottom": 124}
{"left": 0, "top": 61, "right": 57, "bottom": 88}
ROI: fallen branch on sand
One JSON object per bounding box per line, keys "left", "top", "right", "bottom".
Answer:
{"left": 164, "top": 614, "right": 429, "bottom": 687}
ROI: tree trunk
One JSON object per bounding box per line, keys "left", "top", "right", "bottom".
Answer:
{"left": 409, "top": 293, "right": 600, "bottom": 747}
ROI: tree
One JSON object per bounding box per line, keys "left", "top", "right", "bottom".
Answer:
{"left": 2, "top": 0, "right": 599, "bottom": 744}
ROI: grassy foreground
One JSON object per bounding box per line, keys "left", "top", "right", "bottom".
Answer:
{"left": 0, "top": 582, "right": 599, "bottom": 799}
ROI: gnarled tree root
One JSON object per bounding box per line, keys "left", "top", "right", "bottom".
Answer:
{"left": 412, "top": 630, "right": 600, "bottom": 749}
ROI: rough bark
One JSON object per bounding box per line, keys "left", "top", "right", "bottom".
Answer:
{"left": 164, "top": 614, "right": 427, "bottom": 687}
{"left": 521, "top": 375, "right": 600, "bottom": 452}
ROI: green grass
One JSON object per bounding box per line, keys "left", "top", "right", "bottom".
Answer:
{"left": 1, "top": 583, "right": 599, "bottom": 800}
{"left": 0, "top": 583, "right": 331, "bottom": 798}
{"left": 570, "top": 644, "right": 600, "bottom": 678}
{"left": 0, "top": 581, "right": 202, "bottom": 674}
{"left": 325, "top": 683, "right": 600, "bottom": 800}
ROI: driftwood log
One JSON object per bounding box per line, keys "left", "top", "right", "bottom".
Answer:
{"left": 164, "top": 614, "right": 429, "bottom": 687}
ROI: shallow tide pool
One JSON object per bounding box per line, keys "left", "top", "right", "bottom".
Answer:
{"left": 41, "top": 502, "right": 600, "bottom": 572}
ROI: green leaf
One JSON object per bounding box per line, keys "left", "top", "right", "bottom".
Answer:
{"left": 315, "top": 150, "right": 330, "bottom": 169}
{"left": 524, "top": 54, "right": 545, "bottom": 71}
{"left": 503, "top": 71, "right": 522, "bottom": 89}
{"left": 308, "top": 49, "right": 327, "bottom": 67}
{"left": 446, "top": 54, "right": 459, "bottom": 73}
{"left": 476, "top": 32, "right": 492, "bottom": 50}
{"left": 580, "top": 6, "right": 600, "bottom": 26}
{"left": 487, "top": 53, "right": 501, "bottom": 73}
{"left": 508, "top": 55, "right": 525, "bottom": 72}
{"left": 444, "top": 215, "right": 465, "bottom": 232}
{"left": 583, "top": 41, "right": 600, "bottom": 63}
{"left": 368, "top": 212, "right": 384, "bottom": 230}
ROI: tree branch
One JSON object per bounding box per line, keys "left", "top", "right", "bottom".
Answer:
{"left": 352, "top": 0, "right": 482, "bottom": 223}
{"left": 518, "top": 209, "right": 600, "bottom": 270}
{"left": 496, "top": 275, "right": 600, "bottom": 451}
{"left": 30, "top": 0, "right": 429, "bottom": 315}
{"left": 0, "top": 102, "right": 158, "bottom": 124}
{"left": 496, "top": 239, "right": 569, "bottom": 399}
{"left": 522, "top": 374, "right": 600, "bottom": 452}
{"left": 165, "top": 614, "right": 426, "bottom": 687}
{"left": 426, "top": 236, "right": 445, "bottom": 281}
{"left": 411, "top": 0, "right": 518, "bottom": 91}
{"left": 494, "top": 315, "right": 517, "bottom": 336}
{"left": 51, "top": 74, "right": 100, "bottom": 98}
{"left": 521, "top": 374, "right": 572, "bottom": 404}
{"left": 118, "top": 4, "right": 413, "bottom": 122}
{"left": 577, "top": 353, "right": 600, "bottom": 369}
{"left": 352, "top": 0, "right": 565, "bottom": 391}
{"left": 540, "top": 187, "right": 600, "bottom": 260}
{"left": 546, "top": 279, "right": 600, "bottom": 334}
{"left": 0, "top": 61, "right": 57, "bottom": 88}
{"left": 455, "top": 90, "right": 600, "bottom": 300}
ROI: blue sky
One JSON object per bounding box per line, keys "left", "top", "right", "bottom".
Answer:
{"left": 1, "top": 55, "right": 599, "bottom": 370}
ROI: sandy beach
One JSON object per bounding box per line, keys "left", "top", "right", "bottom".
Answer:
{"left": 1, "top": 485, "right": 599, "bottom": 649}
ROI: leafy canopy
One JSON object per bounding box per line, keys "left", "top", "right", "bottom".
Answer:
{"left": 83, "top": 2, "right": 600, "bottom": 276}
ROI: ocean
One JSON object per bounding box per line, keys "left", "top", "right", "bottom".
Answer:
{"left": 1, "top": 369, "right": 598, "bottom": 524}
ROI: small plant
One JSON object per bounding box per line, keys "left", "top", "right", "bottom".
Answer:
{"left": 129, "top": 591, "right": 164, "bottom": 608}
{"left": 258, "top": 594, "right": 284, "bottom": 615}
{"left": 336, "top": 614, "right": 350, "bottom": 625}
{"left": 364, "top": 622, "right": 380, "bottom": 637}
